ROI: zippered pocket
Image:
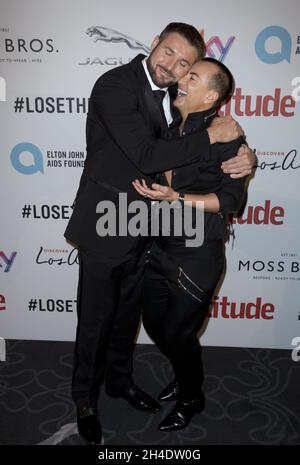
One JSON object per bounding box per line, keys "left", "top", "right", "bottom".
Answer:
{"left": 177, "top": 266, "right": 205, "bottom": 303}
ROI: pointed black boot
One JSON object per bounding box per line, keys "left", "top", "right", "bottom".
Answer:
{"left": 158, "top": 394, "right": 205, "bottom": 431}
{"left": 158, "top": 379, "right": 179, "bottom": 402}
{"left": 106, "top": 384, "right": 161, "bottom": 413}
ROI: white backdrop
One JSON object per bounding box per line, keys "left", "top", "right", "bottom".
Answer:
{"left": 0, "top": 0, "right": 299, "bottom": 348}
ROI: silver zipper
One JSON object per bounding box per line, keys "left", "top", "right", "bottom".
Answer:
{"left": 177, "top": 267, "right": 204, "bottom": 303}
{"left": 178, "top": 267, "right": 205, "bottom": 293}
{"left": 204, "top": 110, "right": 217, "bottom": 123}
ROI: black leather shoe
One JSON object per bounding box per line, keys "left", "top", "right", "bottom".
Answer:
{"left": 106, "top": 384, "right": 161, "bottom": 413}
{"left": 77, "top": 406, "right": 103, "bottom": 444}
{"left": 158, "top": 379, "right": 179, "bottom": 402}
{"left": 158, "top": 395, "right": 205, "bottom": 431}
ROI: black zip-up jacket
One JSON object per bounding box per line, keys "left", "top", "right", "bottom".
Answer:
{"left": 156, "top": 108, "right": 247, "bottom": 243}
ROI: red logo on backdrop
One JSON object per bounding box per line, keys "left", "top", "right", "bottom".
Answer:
{"left": 0, "top": 294, "right": 6, "bottom": 311}
{"left": 219, "top": 88, "right": 296, "bottom": 117}
{"left": 209, "top": 296, "right": 275, "bottom": 320}
{"left": 229, "top": 200, "right": 284, "bottom": 225}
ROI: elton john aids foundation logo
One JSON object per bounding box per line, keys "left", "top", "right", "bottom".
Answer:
{"left": 10, "top": 142, "right": 44, "bottom": 174}
{"left": 255, "top": 26, "right": 292, "bottom": 64}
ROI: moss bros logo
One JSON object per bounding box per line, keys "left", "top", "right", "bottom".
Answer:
{"left": 238, "top": 260, "right": 299, "bottom": 274}
{"left": 255, "top": 25, "right": 300, "bottom": 64}
{"left": 2, "top": 37, "right": 58, "bottom": 53}
{"left": 79, "top": 26, "right": 235, "bottom": 66}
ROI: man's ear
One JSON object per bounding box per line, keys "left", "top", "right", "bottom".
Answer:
{"left": 206, "top": 90, "right": 219, "bottom": 105}
{"left": 150, "top": 35, "right": 160, "bottom": 51}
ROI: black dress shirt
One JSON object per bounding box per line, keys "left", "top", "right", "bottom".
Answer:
{"left": 156, "top": 108, "right": 247, "bottom": 242}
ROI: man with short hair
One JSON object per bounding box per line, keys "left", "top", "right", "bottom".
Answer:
{"left": 65, "top": 23, "right": 255, "bottom": 444}
{"left": 133, "top": 57, "right": 249, "bottom": 431}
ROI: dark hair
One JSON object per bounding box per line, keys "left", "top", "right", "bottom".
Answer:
{"left": 201, "top": 57, "right": 234, "bottom": 106}
{"left": 159, "top": 22, "right": 206, "bottom": 60}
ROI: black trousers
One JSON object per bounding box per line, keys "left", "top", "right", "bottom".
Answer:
{"left": 72, "top": 242, "right": 150, "bottom": 408}
{"left": 142, "top": 240, "right": 224, "bottom": 400}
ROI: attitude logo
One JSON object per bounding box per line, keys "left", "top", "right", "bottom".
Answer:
{"left": 210, "top": 296, "right": 275, "bottom": 320}
{"left": 0, "top": 294, "right": 6, "bottom": 311}
{"left": 230, "top": 200, "right": 285, "bottom": 225}
{"left": 255, "top": 26, "right": 299, "bottom": 64}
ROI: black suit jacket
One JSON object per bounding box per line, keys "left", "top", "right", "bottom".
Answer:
{"left": 64, "top": 54, "right": 212, "bottom": 256}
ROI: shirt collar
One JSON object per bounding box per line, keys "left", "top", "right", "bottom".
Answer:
{"left": 187, "top": 109, "right": 217, "bottom": 122}
{"left": 181, "top": 108, "right": 217, "bottom": 133}
{"left": 142, "top": 58, "right": 168, "bottom": 92}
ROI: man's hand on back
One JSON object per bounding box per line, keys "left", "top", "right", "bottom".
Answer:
{"left": 207, "top": 116, "right": 244, "bottom": 144}
{"left": 222, "top": 144, "right": 257, "bottom": 178}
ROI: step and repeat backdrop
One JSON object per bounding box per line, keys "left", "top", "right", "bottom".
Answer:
{"left": 0, "top": 0, "right": 299, "bottom": 348}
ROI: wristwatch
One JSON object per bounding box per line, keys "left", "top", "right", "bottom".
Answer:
{"left": 178, "top": 192, "right": 185, "bottom": 202}
{"left": 171, "top": 192, "right": 185, "bottom": 208}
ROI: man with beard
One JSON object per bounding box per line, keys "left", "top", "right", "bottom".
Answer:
{"left": 65, "top": 22, "right": 255, "bottom": 444}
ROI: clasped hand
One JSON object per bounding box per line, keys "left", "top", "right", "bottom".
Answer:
{"left": 132, "top": 179, "right": 178, "bottom": 202}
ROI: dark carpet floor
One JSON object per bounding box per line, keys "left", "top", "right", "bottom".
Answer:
{"left": 0, "top": 340, "right": 299, "bottom": 445}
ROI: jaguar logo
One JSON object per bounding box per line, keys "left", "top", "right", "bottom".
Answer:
{"left": 86, "top": 26, "right": 150, "bottom": 54}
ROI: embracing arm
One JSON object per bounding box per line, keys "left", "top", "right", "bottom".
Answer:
{"left": 91, "top": 73, "right": 242, "bottom": 174}
{"left": 132, "top": 180, "right": 245, "bottom": 213}
{"left": 132, "top": 138, "right": 247, "bottom": 212}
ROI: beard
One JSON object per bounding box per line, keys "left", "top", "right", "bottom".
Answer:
{"left": 147, "top": 55, "right": 177, "bottom": 88}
